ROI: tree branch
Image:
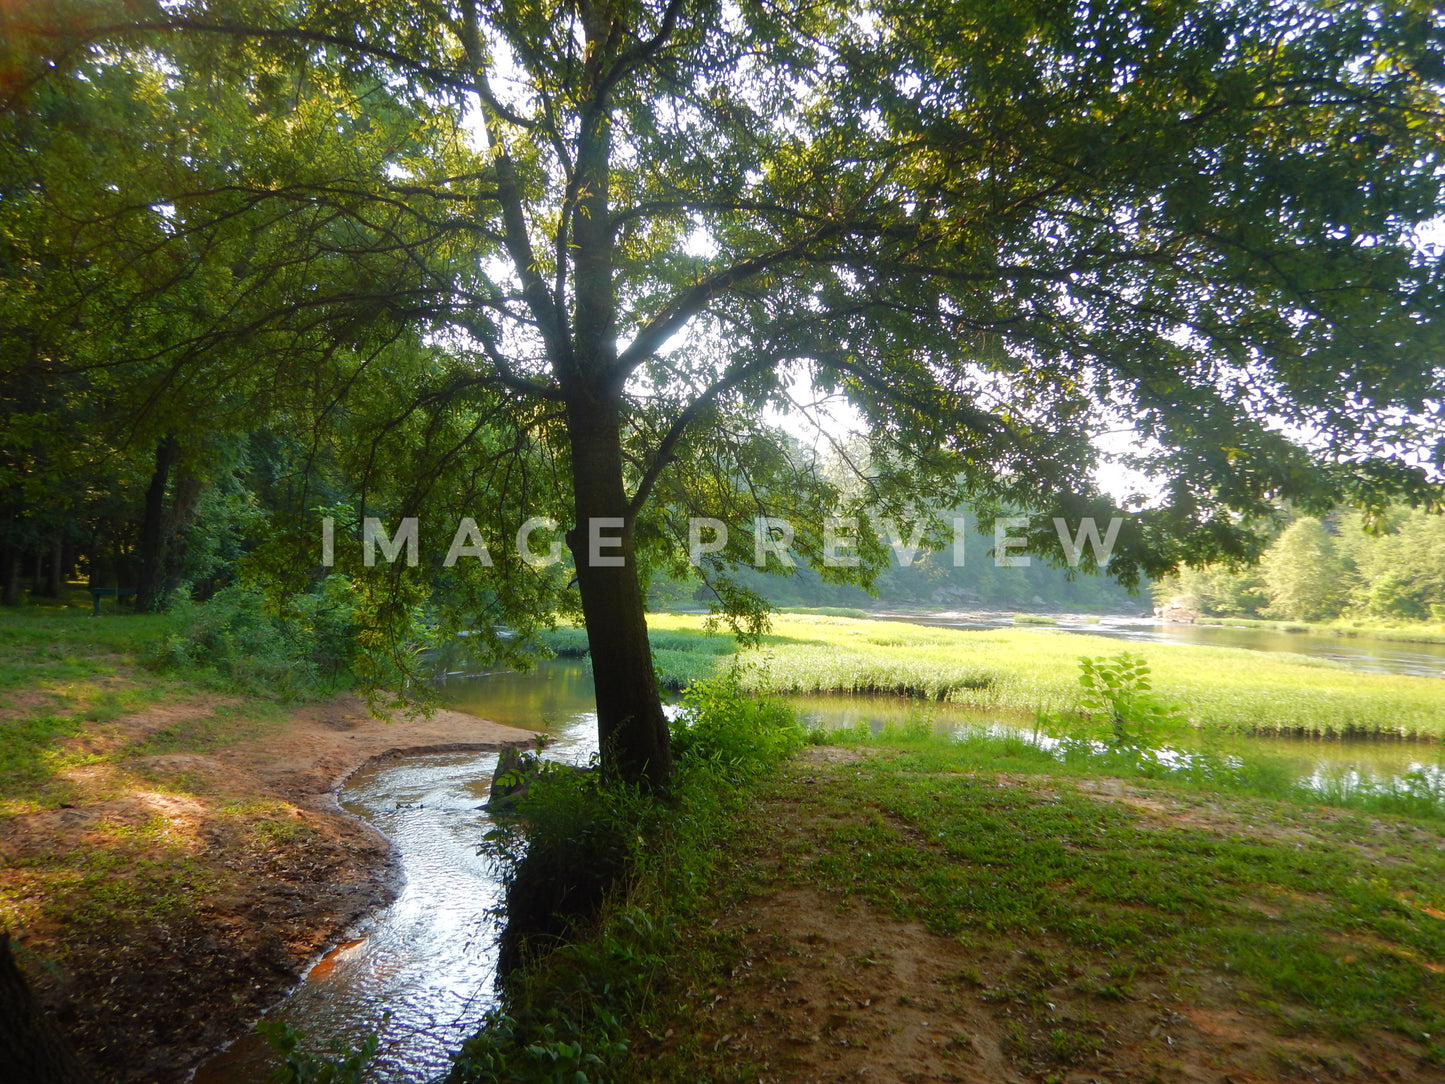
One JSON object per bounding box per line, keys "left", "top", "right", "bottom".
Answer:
{"left": 627, "top": 352, "right": 781, "bottom": 518}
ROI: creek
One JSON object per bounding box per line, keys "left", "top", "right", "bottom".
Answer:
{"left": 190, "top": 663, "right": 599, "bottom": 1084}
{"left": 191, "top": 621, "right": 1444, "bottom": 1081}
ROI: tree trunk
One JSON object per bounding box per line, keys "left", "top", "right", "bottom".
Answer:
{"left": 0, "top": 546, "right": 20, "bottom": 606}
{"left": 29, "top": 536, "right": 62, "bottom": 599}
{"left": 161, "top": 472, "right": 204, "bottom": 601}
{"left": 47, "top": 536, "right": 64, "bottom": 598}
{"left": 565, "top": 398, "right": 673, "bottom": 788}
{"left": 0, "top": 934, "right": 92, "bottom": 1084}
{"left": 135, "top": 435, "right": 179, "bottom": 613}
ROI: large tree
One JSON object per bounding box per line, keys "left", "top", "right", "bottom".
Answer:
{"left": 5, "top": 0, "right": 1444, "bottom": 785}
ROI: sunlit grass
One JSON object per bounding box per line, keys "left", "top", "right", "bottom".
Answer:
{"left": 1196, "top": 615, "right": 1445, "bottom": 645}
{"left": 634, "top": 613, "right": 1445, "bottom": 738}
{"left": 786, "top": 749, "right": 1445, "bottom": 1047}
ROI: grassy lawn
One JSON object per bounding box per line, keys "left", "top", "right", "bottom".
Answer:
{"left": 0, "top": 601, "right": 292, "bottom": 987}
{"left": 620, "top": 734, "right": 1445, "bottom": 1082}
{"left": 0, "top": 601, "right": 287, "bottom": 814}
{"left": 609, "top": 612, "right": 1445, "bottom": 738}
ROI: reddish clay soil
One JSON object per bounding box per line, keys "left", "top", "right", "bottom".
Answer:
{"left": 0, "top": 695, "right": 536, "bottom": 1083}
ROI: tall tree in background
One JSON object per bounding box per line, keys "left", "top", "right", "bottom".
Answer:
{"left": 1260, "top": 516, "right": 1345, "bottom": 621}
{"left": 4, "top": 0, "right": 1443, "bottom": 785}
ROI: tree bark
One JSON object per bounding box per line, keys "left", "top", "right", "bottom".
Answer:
{"left": 0, "top": 546, "right": 20, "bottom": 606}
{"left": 135, "top": 435, "right": 179, "bottom": 613}
{"left": 47, "top": 535, "right": 64, "bottom": 598}
{"left": 161, "top": 471, "right": 204, "bottom": 601}
{"left": 565, "top": 397, "right": 673, "bottom": 788}
{"left": 0, "top": 934, "right": 92, "bottom": 1084}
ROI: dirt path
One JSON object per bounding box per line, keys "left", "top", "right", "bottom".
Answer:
{"left": 1, "top": 694, "right": 537, "bottom": 1083}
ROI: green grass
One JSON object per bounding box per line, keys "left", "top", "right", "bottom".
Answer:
{"left": 0, "top": 601, "right": 312, "bottom": 811}
{"left": 450, "top": 702, "right": 1445, "bottom": 1083}
{"left": 0, "top": 606, "right": 199, "bottom": 807}
{"left": 837, "top": 720, "right": 1445, "bottom": 822}
{"left": 636, "top": 612, "right": 1445, "bottom": 738}
{"left": 777, "top": 605, "right": 873, "bottom": 619}
{"left": 0, "top": 599, "right": 330, "bottom": 1034}
{"left": 1195, "top": 615, "right": 1445, "bottom": 645}
{"left": 788, "top": 747, "right": 1445, "bottom": 1043}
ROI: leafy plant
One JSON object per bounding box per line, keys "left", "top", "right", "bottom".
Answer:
{"left": 1076, "top": 652, "right": 1183, "bottom": 748}
{"left": 258, "top": 1019, "right": 381, "bottom": 1084}
{"left": 152, "top": 579, "right": 358, "bottom": 698}
{"left": 669, "top": 670, "right": 808, "bottom": 782}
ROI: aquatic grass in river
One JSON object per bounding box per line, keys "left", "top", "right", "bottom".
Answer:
{"left": 639, "top": 613, "right": 1445, "bottom": 738}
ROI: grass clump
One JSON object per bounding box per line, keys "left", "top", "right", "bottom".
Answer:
{"left": 449, "top": 676, "right": 806, "bottom": 1083}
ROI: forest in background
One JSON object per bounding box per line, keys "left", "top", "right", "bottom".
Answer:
{"left": 9, "top": 416, "right": 1443, "bottom": 624}
{"left": 1153, "top": 507, "right": 1445, "bottom": 623}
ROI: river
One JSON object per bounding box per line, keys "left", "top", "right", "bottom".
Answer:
{"left": 887, "top": 611, "right": 1445, "bottom": 678}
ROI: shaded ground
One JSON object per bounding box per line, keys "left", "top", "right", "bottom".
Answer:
{"left": 641, "top": 746, "right": 1445, "bottom": 1083}
{"left": 0, "top": 692, "right": 536, "bottom": 1083}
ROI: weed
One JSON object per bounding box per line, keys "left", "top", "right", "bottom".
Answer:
{"left": 1074, "top": 652, "right": 1184, "bottom": 747}
{"left": 258, "top": 1018, "right": 381, "bottom": 1084}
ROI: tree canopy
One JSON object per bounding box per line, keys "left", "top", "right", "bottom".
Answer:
{"left": 3, "top": 0, "right": 1444, "bottom": 783}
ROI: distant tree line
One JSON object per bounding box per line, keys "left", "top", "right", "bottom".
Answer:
{"left": 1154, "top": 508, "right": 1445, "bottom": 623}
{"left": 653, "top": 509, "right": 1145, "bottom": 614}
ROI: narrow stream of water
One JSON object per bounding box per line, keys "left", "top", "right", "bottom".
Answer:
{"left": 191, "top": 624, "right": 1445, "bottom": 1082}
{"left": 191, "top": 664, "right": 599, "bottom": 1084}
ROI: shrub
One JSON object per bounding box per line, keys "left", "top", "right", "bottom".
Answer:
{"left": 152, "top": 579, "right": 358, "bottom": 698}
{"left": 1075, "top": 651, "right": 1184, "bottom": 747}
{"left": 669, "top": 671, "right": 807, "bottom": 780}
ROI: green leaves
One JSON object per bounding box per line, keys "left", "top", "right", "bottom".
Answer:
{"left": 1076, "top": 651, "right": 1184, "bottom": 747}
{"left": 5, "top": 0, "right": 1445, "bottom": 719}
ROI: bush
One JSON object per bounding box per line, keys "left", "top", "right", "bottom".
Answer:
{"left": 152, "top": 579, "right": 358, "bottom": 698}
{"left": 669, "top": 671, "right": 808, "bottom": 781}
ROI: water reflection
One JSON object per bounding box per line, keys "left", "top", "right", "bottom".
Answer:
{"left": 786, "top": 694, "right": 1445, "bottom": 802}
{"left": 192, "top": 664, "right": 600, "bottom": 1084}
